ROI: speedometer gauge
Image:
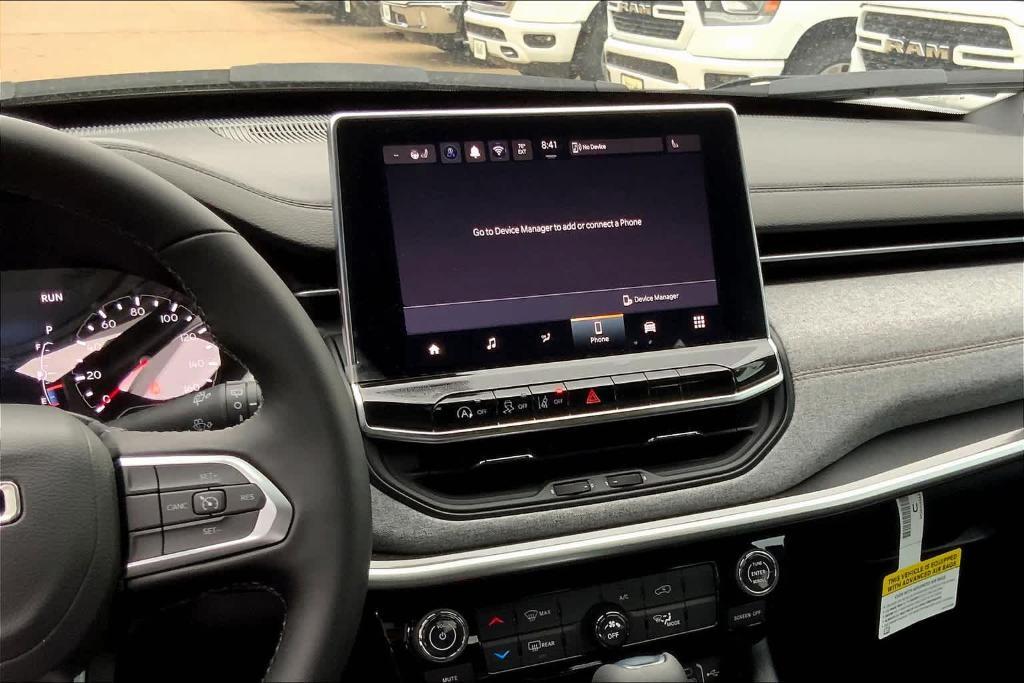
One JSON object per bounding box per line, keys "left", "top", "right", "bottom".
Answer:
{"left": 72, "top": 294, "right": 220, "bottom": 415}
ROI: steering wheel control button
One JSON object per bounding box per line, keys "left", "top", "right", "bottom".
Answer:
{"left": 494, "top": 388, "right": 534, "bottom": 424}
{"left": 643, "top": 571, "right": 684, "bottom": 607}
{"left": 125, "top": 493, "right": 161, "bottom": 531}
{"left": 162, "top": 511, "right": 259, "bottom": 554}
{"left": 593, "top": 609, "right": 630, "bottom": 648}
{"left": 222, "top": 484, "right": 266, "bottom": 514}
{"left": 159, "top": 489, "right": 204, "bottom": 525}
{"left": 681, "top": 563, "right": 717, "bottom": 598}
{"left": 120, "top": 465, "right": 158, "bottom": 494}
{"left": 519, "top": 628, "right": 564, "bottom": 666}
{"left": 736, "top": 549, "right": 780, "bottom": 597}
{"left": 433, "top": 392, "right": 496, "bottom": 430}
{"left": 414, "top": 610, "right": 469, "bottom": 663}
{"left": 128, "top": 529, "right": 163, "bottom": 562}
{"left": 476, "top": 605, "right": 517, "bottom": 640}
{"left": 515, "top": 597, "right": 560, "bottom": 632}
{"left": 155, "top": 462, "right": 247, "bottom": 491}
{"left": 685, "top": 596, "right": 718, "bottom": 630}
{"left": 565, "top": 378, "right": 616, "bottom": 414}
{"left": 645, "top": 603, "right": 687, "bottom": 638}
{"left": 192, "top": 490, "right": 226, "bottom": 515}
{"left": 530, "top": 383, "right": 569, "bottom": 417}
{"left": 482, "top": 637, "right": 520, "bottom": 673}
{"left": 601, "top": 579, "right": 645, "bottom": 610}
{"left": 424, "top": 663, "right": 476, "bottom": 683}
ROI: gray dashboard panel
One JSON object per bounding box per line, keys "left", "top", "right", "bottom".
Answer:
{"left": 78, "top": 111, "right": 1024, "bottom": 253}
{"left": 369, "top": 262, "right": 1023, "bottom": 554}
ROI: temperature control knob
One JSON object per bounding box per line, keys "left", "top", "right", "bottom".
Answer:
{"left": 592, "top": 608, "right": 630, "bottom": 648}
{"left": 412, "top": 609, "right": 469, "bottom": 663}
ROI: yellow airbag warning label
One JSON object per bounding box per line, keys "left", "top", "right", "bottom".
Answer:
{"left": 879, "top": 548, "right": 961, "bottom": 639}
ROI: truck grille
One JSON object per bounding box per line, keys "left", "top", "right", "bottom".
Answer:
{"left": 610, "top": 8, "right": 684, "bottom": 40}
{"left": 862, "top": 11, "right": 1011, "bottom": 50}
{"left": 605, "top": 51, "right": 678, "bottom": 83}
{"left": 468, "top": 1, "right": 513, "bottom": 15}
{"left": 466, "top": 21, "right": 506, "bottom": 41}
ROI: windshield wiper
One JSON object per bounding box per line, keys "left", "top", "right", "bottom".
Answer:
{"left": 710, "top": 68, "right": 1024, "bottom": 100}
{"left": 0, "top": 62, "right": 623, "bottom": 104}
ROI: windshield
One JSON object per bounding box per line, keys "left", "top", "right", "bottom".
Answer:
{"left": 1, "top": 1, "right": 1022, "bottom": 109}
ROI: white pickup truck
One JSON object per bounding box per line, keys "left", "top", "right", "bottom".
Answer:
{"left": 851, "top": 1, "right": 1024, "bottom": 72}
{"left": 464, "top": 1, "right": 608, "bottom": 80}
{"left": 603, "top": 1, "right": 861, "bottom": 91}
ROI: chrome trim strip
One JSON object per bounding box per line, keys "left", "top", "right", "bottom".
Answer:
{"left": 121, "top": 455, "right": 292, "bottom": 578}
{"left": 355, "top": 367, "right": 783, "bottom": 442}
{"left": 328, "top": 103, "right": 771, "bottom": 387}
{"left": 0, "top": 481, "right": 22, "bottom": 525}
{"left": 294, "top": 287, "right": 340, "bottom": 299}
{"left": 367, "top": 431, "right": 1023, "bottom": 588}
{"left": 761, "top": 236, "right": 1023, "bottom": 263}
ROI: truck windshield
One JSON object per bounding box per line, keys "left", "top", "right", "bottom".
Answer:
{"left": 1, "top": 1, "right": 1021, "bottom": 110}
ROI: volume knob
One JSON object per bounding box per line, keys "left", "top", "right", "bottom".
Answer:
{"left": 413, "top": 609, "right": 469, "bottom": 663}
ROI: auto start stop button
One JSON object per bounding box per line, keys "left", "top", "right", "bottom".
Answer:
{"left": 736, "top": 549, "right": 779, "bottom": 597}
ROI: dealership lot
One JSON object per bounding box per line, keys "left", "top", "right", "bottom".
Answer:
{"left": 0, "top": 1, "right": 512, "bottom": 82}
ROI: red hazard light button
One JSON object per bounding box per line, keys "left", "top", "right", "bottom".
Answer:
{"left": 565, "top": 378, "right": 616, "bottom": 413}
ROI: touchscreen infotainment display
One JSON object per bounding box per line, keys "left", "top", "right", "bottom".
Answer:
{"left": 332, "top": 106, "right": 767, "bottom": 380}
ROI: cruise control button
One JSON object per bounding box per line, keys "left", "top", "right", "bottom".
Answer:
{"left": 530, "top": 383, "right": 569, "bottom": 417}
{"left": 155, "top": 463, "right": 247, "bottom": 491}
{"left": 520, "top": 628, "right": 564, "bottom": 666}
{"left": 128, "top": 529, "right": 162, "bottom": 562}
{"left": 494, "top": 388, "right": 533, "bottom": 424}
{"left": 433, "top": 392, "right": 496, "bottom": 430}
{"left": 222, "top": 484, "right": 266, "bottom": 514}
{"left": 125, "top": 493, "right": 160, "bottom": 531}
{"left": 565, "top": 378, "right": 615, "bottom": 413}
{"left": 192, "top": 490, "right": 226, "bottom": 515}
{"left": 120, "top": 465, "right": 158, "bottom": 494}
{"left": 162, "top": 511, "right": 259, "bottom": 554}
{"left": 160, "top": 489, "right": 203, "bottom": 525}
{"left": 645, "top": 603, "right": 687, "bottom": 638}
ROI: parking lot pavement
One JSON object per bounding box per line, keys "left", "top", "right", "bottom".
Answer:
{"left": 0, "top": 1, "right": 514, "bottom": 82}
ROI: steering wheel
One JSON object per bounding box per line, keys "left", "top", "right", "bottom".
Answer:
{"left": 0, "top": 116, "right": 371, "bottom": 681}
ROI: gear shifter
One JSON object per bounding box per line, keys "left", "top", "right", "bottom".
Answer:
{"left": 592, "top": 653, "right": 691, "bottom": 682}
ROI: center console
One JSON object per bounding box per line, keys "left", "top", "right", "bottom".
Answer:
{"left": 330, "top": 104, "right": 789, "bottom": 517}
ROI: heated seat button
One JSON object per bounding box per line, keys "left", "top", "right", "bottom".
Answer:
{"left": 155, "top": 463, "right": 247, "bottom": 491}
{"left": 433, "top": 392, "right": 496, "bottom": 430}
{"left": 682, "top": 563, "right": 716, "bottom": 598}
{"left": 476, "top": 605, "right": 517, "bottom": 640}
{"left": 520, "top": 628, "right": 564, "bottom": 666}
{"left": 565, "top": 378, "right": 615, "bottom": 413}
{"left": 530, "top": 383, "right": 569, "bottom": 417}
{"left": 192, "top": 490, "right": 226, "bottom": 515}
{"left": 494, "top": 388, "right": 534, "bottom": 424}
{"left": 685, "top": 596, "right": 718, "bottom": 630}
{"left": 162, "top": 511, "right": 259, "bottom": 554}
{"left": 482, "top": 637, "right": 520, "bottom": 672}
{"left": 515, "top": 596, "right": 560, "bottom": 632}
{"left": 222, "top": 484, "right": 266, "bottom": 514}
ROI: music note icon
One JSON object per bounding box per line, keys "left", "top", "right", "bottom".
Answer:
{"left": 486, "top": 336, "right": 498, "bottom": 351}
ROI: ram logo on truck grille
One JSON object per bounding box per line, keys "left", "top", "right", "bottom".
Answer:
{"left": 615, "top": 1, "right": 654, "bottom": 16}
{"left": 882, "top": 37, "right": 951, "bottom": 61}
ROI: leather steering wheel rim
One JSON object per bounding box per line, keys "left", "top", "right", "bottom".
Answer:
{"left": 0, "top": 115, "right": 371, "bottom": 681}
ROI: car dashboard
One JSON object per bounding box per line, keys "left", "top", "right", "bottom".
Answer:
{"left": 1, "top": 87, "right": 1021, "bottom": 682}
